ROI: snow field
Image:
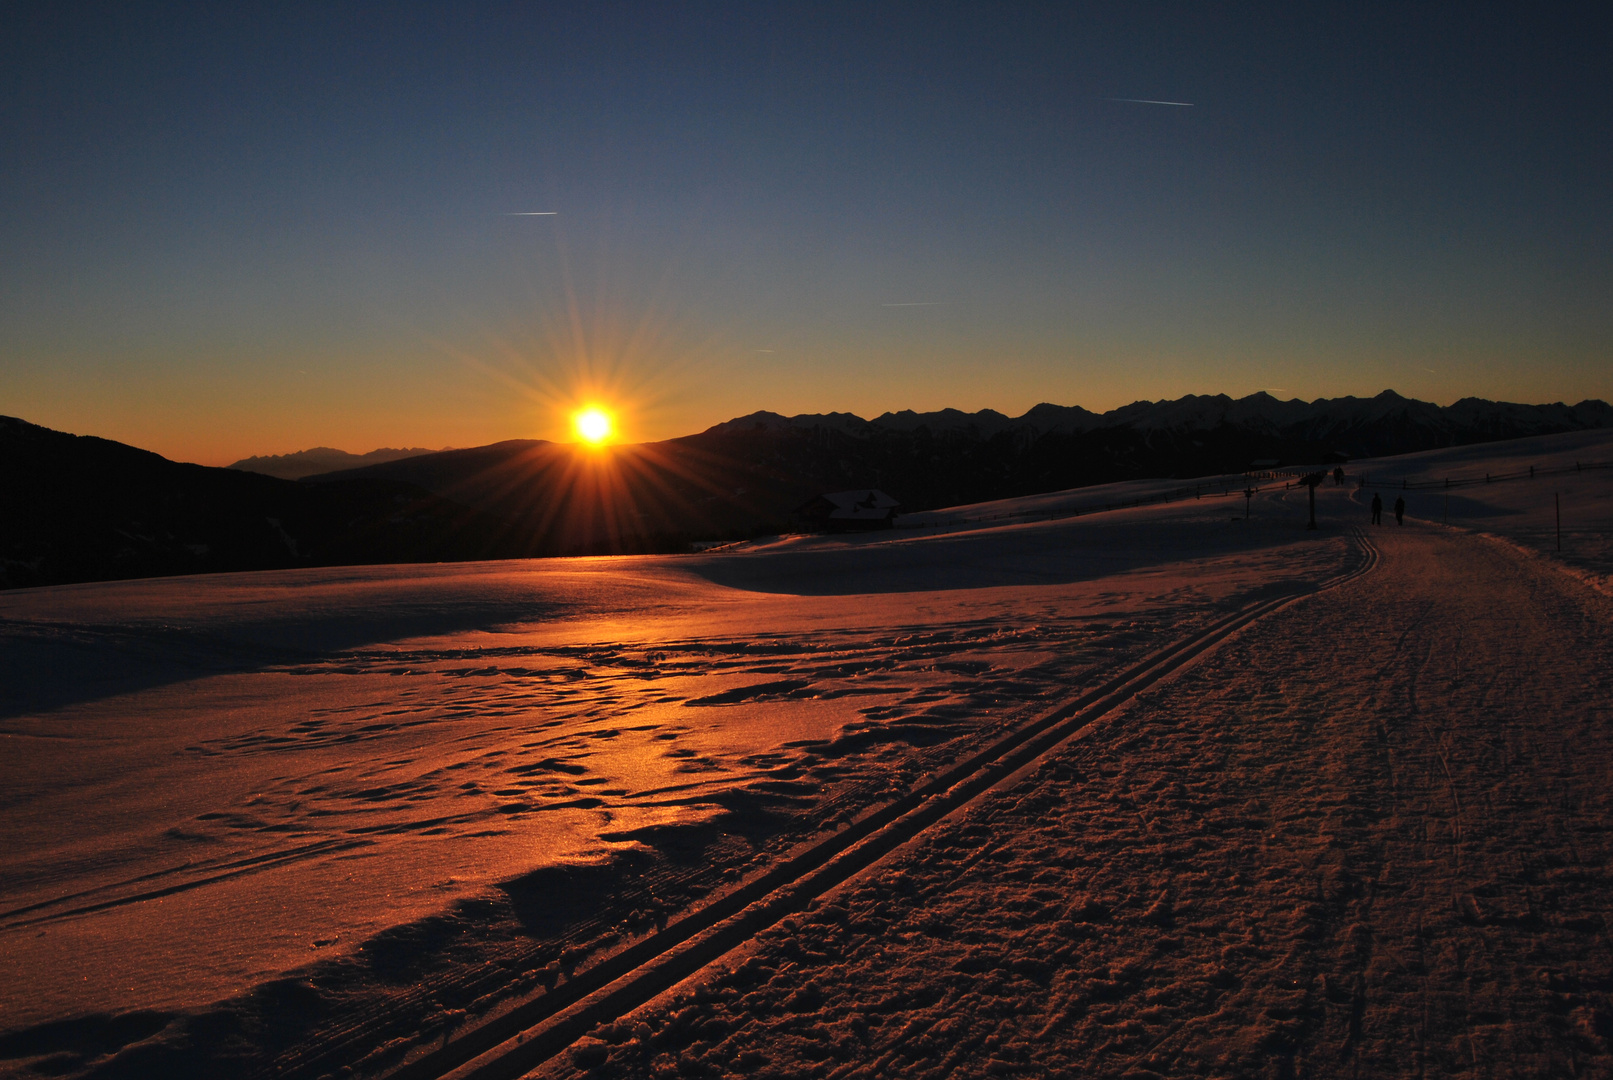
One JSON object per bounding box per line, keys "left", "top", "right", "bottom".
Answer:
{"left": 1347, "top": 427, "right": 1613, "bottom": 586}
{"left": 0, "top": 430, "right": 1608, "bottom": 1078}
{"left": 0, "top": 505, "right": 1349, "bottom": 1077}
{"left": 555, "top": 525, "right": 1613, "bottom": 1079}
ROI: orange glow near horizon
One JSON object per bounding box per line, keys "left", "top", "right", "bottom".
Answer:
{"left": 431, "top": 251, "right": 724, "bottom": 456}
{"left": 572, "top": 406, "right": 615, "bottom": 446}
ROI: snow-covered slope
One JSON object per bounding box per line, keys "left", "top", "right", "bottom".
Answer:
{"left": 1, "top": 431, "right": 1610, "bottom": 1077}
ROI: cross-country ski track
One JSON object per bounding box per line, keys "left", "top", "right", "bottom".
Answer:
{"left": 421, "top": 522, "right": 1613, "bottom": 1080}
{"left": 385, "top": 532, "right": 1382, "bottom": 1080}
{"left": 531, "top": 521, "right": 1613, "bottom": 1079}
{"left": 5, "top": 440, "right": 1611, "bottom": 1080}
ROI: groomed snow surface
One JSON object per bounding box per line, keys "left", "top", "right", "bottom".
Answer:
{"left": 1, "top": 429, "right": 1610, "bottom": 1079}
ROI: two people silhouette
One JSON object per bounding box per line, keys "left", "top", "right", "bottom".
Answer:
{"left": 1370, "top": 493, "right": 1406, "bottom": 525}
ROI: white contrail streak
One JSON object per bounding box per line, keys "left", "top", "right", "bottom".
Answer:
{"left": 1106, "top": 98, "right": 1194, "bottom": 106}
{"left": 881, "top": 302, "right": 945, "bottom": 307}
{"left": 506, "top": 211, "right": 558, "bottom": 215}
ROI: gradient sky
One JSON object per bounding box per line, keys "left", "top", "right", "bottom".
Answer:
{"left": 3, "top": 2, "right": 1609, "bottom": 464}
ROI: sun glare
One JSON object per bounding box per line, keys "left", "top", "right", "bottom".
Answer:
{"left": 573, "top": 406, "right": 615, "bottom": 445}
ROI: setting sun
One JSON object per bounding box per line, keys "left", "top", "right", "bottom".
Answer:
{"left": 572, "top": 406, "right": 615, "bottom": 445}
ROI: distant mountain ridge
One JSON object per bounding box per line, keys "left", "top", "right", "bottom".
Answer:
{"left": 706, "top": 391, "right": 1613, "bottom": 455}
{"left": 0, "top": 418, "right": 531, "bottom": 590}
{"left": 306, "top": 389, "right": 1611, "bottom": 557}
{"left": 5, "top": 391, "right": 1609, "bottom": 589}
{"left": 228, "top": 445, "right": 448, "bottom": 481}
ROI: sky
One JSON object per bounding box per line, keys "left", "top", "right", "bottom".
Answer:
{"left": 2, "top": 2, "right": 1609, "bottom": 464}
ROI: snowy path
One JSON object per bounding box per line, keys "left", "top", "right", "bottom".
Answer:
{"left": 560, "top": 522, "right": 1613, "bottom": 1078}
{"left": 0, "top": 510, "right": 1352, "bottom": 1079}
{"left": 377, "top": 536, "right": 1376, "bottom": 1080}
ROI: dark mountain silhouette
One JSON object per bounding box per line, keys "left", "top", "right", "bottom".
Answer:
{"left": 306, "top": 438, "right": 803, "bottom": 557}
{"left": 227, "top": 445, "right": 447, "bottom": 480}
{"left": 0, "top": 417, "right": 533, "bottom": 590}
{"left": 312, "top": 390, "right": 1611, "bottom": 545}
{"left": 706, "top": 391, "right": 1612, "bottom": 452}
{"left": 5, "top": 391, "right": 1608, "bottom": 588}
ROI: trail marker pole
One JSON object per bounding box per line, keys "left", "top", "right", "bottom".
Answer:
{"left": 1557, "top": 492, "right": 1562, "bottom": 552}
{"left": 1299, "top": 472, "right": 1324, "bottom": 530}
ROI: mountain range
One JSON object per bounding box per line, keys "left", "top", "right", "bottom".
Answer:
{"left": 703, "top": 391, "right": 1613, "bottom": 450}
{"left": 304, "top": 391, "right": 1609, "bottom": 550}
{"left": 5, "top": 391, "right": 1609, "bottom": 589}
{"left": 226, "top": 445, "right": 450, "bottom": 480}
{"left": 0, "top": 418, "right": 533, "bottom": 591}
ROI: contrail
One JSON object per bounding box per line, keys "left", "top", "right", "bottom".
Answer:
{"left": 1106, "top": 98, "right": 1194, "bottom": 106}
{"left": 881, "top": 302, "right": 945, "bottom": 307}
{"left": 506, "top": 211, "right": 558, "bottom": 216}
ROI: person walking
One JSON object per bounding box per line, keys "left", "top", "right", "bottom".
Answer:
{"left": 1371, "top": 492, "right": 1383, "bottom": 525}
{"left": 1394, "top": 496, "right": 1405, "bottom": 525}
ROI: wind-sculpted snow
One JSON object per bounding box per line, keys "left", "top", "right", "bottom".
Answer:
{"left": 547, "top": 527, "right": 1613, "bottom": 1080}
{"left": 0, "top": 437, "right": 1607, "bottom": 1078}
{"left": 0, "top": 498, "right": 1347, "bottom": 1077}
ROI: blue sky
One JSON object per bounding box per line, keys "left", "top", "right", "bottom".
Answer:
{"left": 2, "top": 2, "right": 1608, "bottom": 462}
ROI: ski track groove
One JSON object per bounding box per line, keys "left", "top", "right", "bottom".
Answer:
{"left": 0, "top": 838, "right": 376, "bottom": 926}
{"left": 497, "top": 523, "right": 1613, "bottom": 1078}
{"left": 374, "top": 532, "right": 1381, "bottom": 1080}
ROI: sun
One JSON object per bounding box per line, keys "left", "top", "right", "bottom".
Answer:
{"left": 572, "top": 406, "right": 615, "bottom": 445}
